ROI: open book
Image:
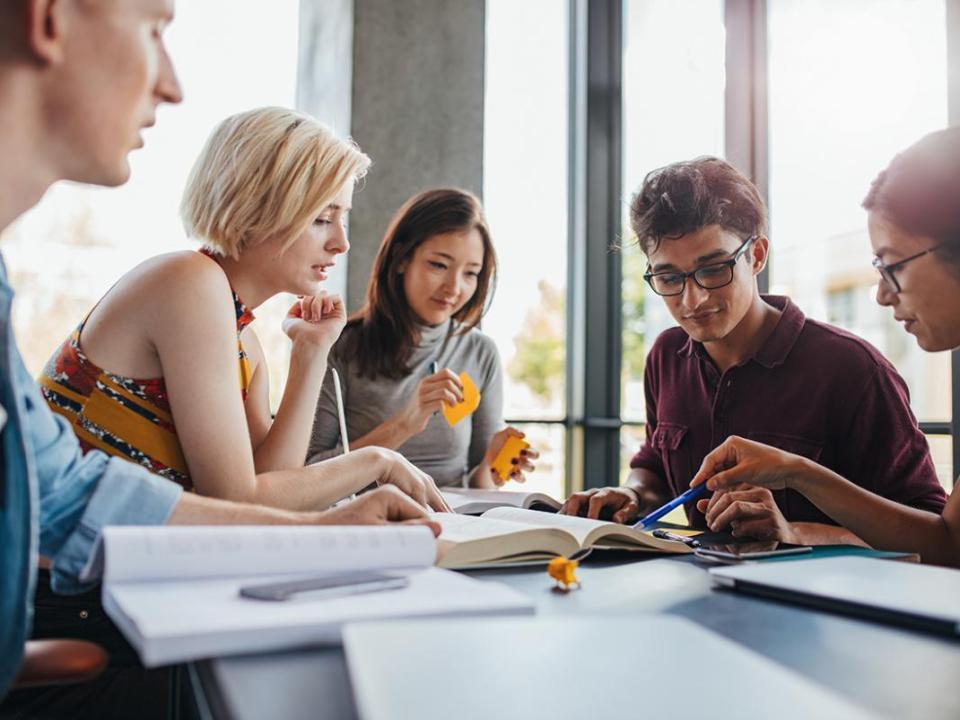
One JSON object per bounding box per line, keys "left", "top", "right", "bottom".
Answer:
{"left": 434, "top": 507, "right": 692, "bottom": 568}
{"left": 100, "top": 525, "right": 535, "bottom": 667}
{"left": 441, "top": 488, "right": 563, "bottom": 514}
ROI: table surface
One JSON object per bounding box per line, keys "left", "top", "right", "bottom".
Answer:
{"left": 190, "top": 555, "right": 960, "bottom": 720}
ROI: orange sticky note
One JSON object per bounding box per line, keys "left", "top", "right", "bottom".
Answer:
{"left": 442, "top": 372, "right": 481, "bottom": 427}
{"left": 491, "top": 435, "right": 530, "bottom": 482}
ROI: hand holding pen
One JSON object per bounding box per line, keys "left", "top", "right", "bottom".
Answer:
{"left": 398, "top": 361, "right": 463, "bottom": 435}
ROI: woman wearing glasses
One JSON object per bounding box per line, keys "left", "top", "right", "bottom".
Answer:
{"left": 691, "top": 127, "right": 960, "bottom": 566}
{"left": 561, "top": 156, "right": 946, "bottom": 544}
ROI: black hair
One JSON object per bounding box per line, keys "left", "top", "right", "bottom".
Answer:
{"left": 863, "top": 126, "right": 960, "bottom": 271}
{"left": 629, "top": 156, "right": 766, "bottom": 254}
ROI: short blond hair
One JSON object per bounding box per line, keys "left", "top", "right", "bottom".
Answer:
{"left": 181, "top": 107, "right": 371, "bottom": 258}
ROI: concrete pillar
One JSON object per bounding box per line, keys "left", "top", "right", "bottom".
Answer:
{"left": 298, "top": 0, "right": 485, "bottom": 310}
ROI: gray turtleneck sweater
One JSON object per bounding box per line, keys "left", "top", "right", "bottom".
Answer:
{"left": 307, "top": 320, "right": 504, "bottom": 487}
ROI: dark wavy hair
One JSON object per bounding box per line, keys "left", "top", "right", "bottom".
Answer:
{"left": 863, "top": 126, "right": 960, "bottom": 272}
{"left": 629, "top": 156, "right": 766, "bottom": 254}
{"left": 346, "top": 188, "right": 497, "bottom": 380}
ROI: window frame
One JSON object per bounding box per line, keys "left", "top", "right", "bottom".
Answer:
{"left": 503, "top": 0, "right": 960, "bottom": 495}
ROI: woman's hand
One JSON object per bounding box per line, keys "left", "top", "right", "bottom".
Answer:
{"left": 399, "top": 369, "right": 463, "bottom": 435}
{"left": 690, "top": 435, "right": 807, "bottom": 492}
{"left": 484, "top": 427, "right": 538, "bottom": 486}
{"left": 318, "top": 485, "right": 442, "bottom": 535}
{"left": 282, "top": 292, "right": 346, "bottom": 352}
{"left": 372, "top": 447, "right": 452, "bottom": 512}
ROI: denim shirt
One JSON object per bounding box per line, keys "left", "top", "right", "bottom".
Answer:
{"left": 0, "top": 255, "right": 182, "bottom": 698}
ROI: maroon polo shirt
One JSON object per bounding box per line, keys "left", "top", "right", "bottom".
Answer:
{"left": 630, "top": 295, "right": 947, "bottom": 528}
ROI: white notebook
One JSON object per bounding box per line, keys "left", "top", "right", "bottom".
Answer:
{"left": 344, "top": 617, "right": 875, "bottom": 720}
{"left": 100, "top": 525, "right": 535, "bottom": 667}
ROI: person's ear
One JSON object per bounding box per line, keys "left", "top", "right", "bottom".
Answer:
{"left": 751, "top": 236, "right": 770, "bottom": 274}
{"left": 25, "top": 0, "right": 66, "bottom": 65}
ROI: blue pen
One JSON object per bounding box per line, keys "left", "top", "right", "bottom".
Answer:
{"left": 632, "top": 484, "right": 708, "bottom": 529}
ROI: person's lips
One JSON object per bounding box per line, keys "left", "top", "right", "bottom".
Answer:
{"left": 683, "top": 308, "right": 722, "bottom": 321}
{"left": 311, "top": 263, "right": 334, "bottom": 280}
{"left": 895, "top": 315, "right": 917, "bottom": 332}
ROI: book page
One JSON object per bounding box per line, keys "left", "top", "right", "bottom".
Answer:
{"left": 441, "top": 489, "right": 561, "bottom": 514}
{"left": 480, "top": 507, "right": 687, "bottom": 553}
{"left": 480, "top": 507, "right": 610, "bottom": 546}
{"left": 102, "top": 525, "right": 438, "bottom": 584}
{"left": 432, "top": 513, "right": 579, "bottom": 567}
{"left": 432, "top": 512, "right": 550, "bottom": 542}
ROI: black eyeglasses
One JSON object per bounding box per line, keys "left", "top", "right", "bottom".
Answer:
{"left": 871, "top": 245, "right": 941, "bottom": 294}
{"left": 643, "top": 236, "right": 757, "bottom": 297}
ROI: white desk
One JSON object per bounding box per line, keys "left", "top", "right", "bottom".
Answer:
{"left": 189, "top": 556, "right": 960, "bottom": 720}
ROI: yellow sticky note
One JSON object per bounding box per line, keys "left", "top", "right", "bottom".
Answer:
{"left": 442, "top": 372, "right": 481, "bottom": 427}
{"left": 491, "top": 435, "right": 530, "bottom": 482}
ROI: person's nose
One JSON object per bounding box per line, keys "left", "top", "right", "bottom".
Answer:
{"left": 680, "top": 276, "right": 709, "bottom": 310}
{"left": 440, "top": 270, "right": 461, "bottom": 299}
{"left": 875, "top": 278, "right": 896, "bottom": 307}
{"left": 327, "top": 223, "right": 349, "bottom": 255}
{"left": 156, "top": 44, "right": 183, "bottom": 105}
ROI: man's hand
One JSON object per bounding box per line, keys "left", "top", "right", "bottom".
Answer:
{"left": 317, "top": 485, "right": 442, "bottom": 536}
{"left": 372, "top": 448, "right": 451, "bottom": 512}
{"left": 696, "top": 484, "right": 799, "bottom": 543}
{"left": 559, "top": 487, "right": 641, "bottom": 524}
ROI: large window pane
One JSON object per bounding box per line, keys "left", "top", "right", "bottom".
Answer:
{"left": 767, "top": 0, "right": 950, "bottom": 422}
{"left": 484, "top": 0, "right": 569, "bottom": 494}
{"left": 509, "top": 423, "right": 567, "bottom": 500}
{"left": 3, "top": 1, "right": 301, "bottom": 411}
{"left": 620, "top": 0, "right": 726, "bottom": 423}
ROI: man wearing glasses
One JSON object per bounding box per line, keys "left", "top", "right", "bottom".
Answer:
{"left": 560, "top": 157, "right": 945, "bottom": 544}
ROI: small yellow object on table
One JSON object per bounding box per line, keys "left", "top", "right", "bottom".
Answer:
{"left": 547, "top": 556, "right": 581, "bottom": 591}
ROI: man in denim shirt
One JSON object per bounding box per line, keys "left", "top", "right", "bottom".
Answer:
{"left": 0, "top": 0, "right": 439, "bottom": 700}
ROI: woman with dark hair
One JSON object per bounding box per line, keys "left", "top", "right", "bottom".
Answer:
{"left": 690, "top": 126, "right": 960, "bottom": 566}
{"left": 308, "top": 188, "right": 537, "bottom": 488}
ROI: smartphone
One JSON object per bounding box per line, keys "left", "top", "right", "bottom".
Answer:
{"left": 693, "top": 541, "right": 812, "bottom": 562}
{"left": 239, "top": 572, "right": 409, "bottom": 602}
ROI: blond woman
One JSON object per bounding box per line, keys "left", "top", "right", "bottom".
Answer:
{"left": 40, "top": 106, "right": 448, "bottom": 512}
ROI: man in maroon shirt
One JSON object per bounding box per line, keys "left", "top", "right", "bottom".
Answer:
{"left": 560, "top": 157, "right": 946, "bottom": 544}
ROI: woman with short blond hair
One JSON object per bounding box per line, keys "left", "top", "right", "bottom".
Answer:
{"left": 40, "top": 106, "right": 448, "bottom": 511}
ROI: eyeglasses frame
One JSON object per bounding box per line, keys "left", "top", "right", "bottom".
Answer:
{"left": 642, "top": 235, "right": 759, "bottom": 297}
{"left": 871, "top": 244, "right": 942, "bottom": 294}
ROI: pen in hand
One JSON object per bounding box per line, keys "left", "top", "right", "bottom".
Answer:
{"left": 429, "top": 361, "right": 440, "bottom": 416}
{"left": 632, "top": 484, "right": 708, "bottom": 529}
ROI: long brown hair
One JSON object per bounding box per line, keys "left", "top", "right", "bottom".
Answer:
{"left": 347, "top": 188, "right": 497, "bottom": 379}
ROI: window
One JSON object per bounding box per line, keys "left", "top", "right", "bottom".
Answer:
{"left": 4, "top": 1, "right": 301, "bottom": 409}
{"left": 619, "top": 0, "right": 726, "bottom": 481}
{"left": 484, "top": 0, "right": 569, "bottom": 498}
{"left": 766, "top": 0, "right": 953, "bottom": 487}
